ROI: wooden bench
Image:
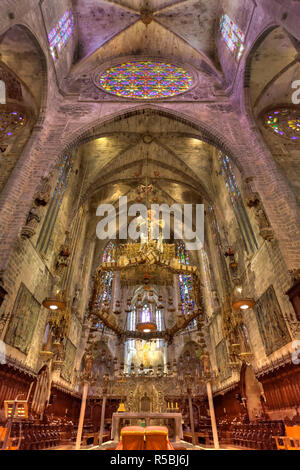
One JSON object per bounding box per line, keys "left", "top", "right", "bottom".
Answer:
{"left": 82, "top": 432, "right": 97, "bottom": 446}
{"left": 274, "top": 425, "right": 300, "bottom": 450}
{"left": 183, "top": 431, "right": 210, "bottom": 446}
{"left": 82, "top": 431, "right": 110, "bottom": 446}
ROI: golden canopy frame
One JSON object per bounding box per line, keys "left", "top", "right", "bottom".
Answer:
{"left": 89, "top": 243, "right": 205, "bottom": 341}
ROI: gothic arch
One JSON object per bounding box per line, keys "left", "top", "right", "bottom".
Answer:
{"left": 55, "top": 105, "right": 245, "bottom": 175}
{"left": 0, "top": 23, "right": 48, "bottom": 124}
{"left": 243, "top": 24, "right": 283, "bottom": 122}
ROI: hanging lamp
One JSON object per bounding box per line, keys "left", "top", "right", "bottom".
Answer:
{"left": 232, "top": 298, "right": 256, "bottom": 310}
{"left": 42, "top": 286, "right": 66, "bottom": 311}
{"left": 232, "top": 284, "right": 255, "bottom": 311}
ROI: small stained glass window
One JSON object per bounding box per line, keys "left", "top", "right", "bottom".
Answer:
{"left": 36, "top": 154, "right": 72, "bottom": 254}
{"left": 220, "top": 14, "right": 245, "bottom": 60}
{"left": 176, "top": 241, "right": 196, "bottom": 330}
{"left": 127, "top": 306, "right": 136, "bottom": 332}
{"left": 141, "top": 303, "right": 151, "bottom": 323}
{"left": 0, "top": 110, "right": 25, "bottom": 140}
{"left": 264, "top": 107, "right": 300, "bottom": 142}
{"left": 97, "top": 61, "right": 193, "bottom": 99}
{"left": 201, "top": 248, "right": 213, "bottom": 315}
{"left": 99, "top": 241, "right": 115, "bottom": 304}
{"left": 48, "top": 10, "right": 74, "bottom": 61}
{"left": 102, "top": 240, "right": 115, "bottom": 263}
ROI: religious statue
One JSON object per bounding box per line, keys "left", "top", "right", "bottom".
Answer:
{"left": 72, "top": 286, "right": 81, "bottom": 314}
{"left": 243, "top": 178, "right": 274, "bottom": 242}
{"left": 34, "top": 176, "right": 52, "bottom": 207}
{"left": 20, "top": 204, "right": 41, "bottom": 239}
{"left": 55, "top": 231, "right": 72, "bottom": 275}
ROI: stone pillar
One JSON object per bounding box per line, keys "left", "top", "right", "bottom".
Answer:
{"left": 113, "top": 415, "right": 121, "bottom": 442}
{"left": 174, "top": 416, "right": 181, "bottom": 442}
{"left": 75, "top": 381, "right": 89, "bottom": 450}
{"left": 111, "top": 272, "right": 120, "bottom": 314}
{"left": 173, "top": 274, "right": 179, "bottom": 310}
{"left": 188, "top": 394, "right": 196, "bottom": 445}
{"left": 206, "top": 381, "right": 219, "bottom": 449}
{"left": 98, "top": 395, "right": 107, "bottom": 446}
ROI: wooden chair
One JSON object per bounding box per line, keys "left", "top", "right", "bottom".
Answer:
{"left": 144, "top": 426, "right": 174, "bottom": 450}
{"left": 115, "top": 426, "right": 145, "bottom": 450}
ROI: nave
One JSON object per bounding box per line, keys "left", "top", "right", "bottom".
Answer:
{"left": 0, "top": 0, "right": 300, "bottom": 453}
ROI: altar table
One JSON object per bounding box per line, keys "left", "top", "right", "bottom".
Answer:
{"left": 111, "top": 412, "right": 183, "bottom": 443}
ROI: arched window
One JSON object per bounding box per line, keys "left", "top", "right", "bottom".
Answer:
{"left": 125, "top": 294, "right": 166, "bottom": 372}
{"left": 156, "top": 308, "right": 164, "bottom": 332}
{"left": 0, "top": 67, "right": 22, "bottom": 102}
{"left": 93, "top": 242, "right": 116, "bottom": 332}
{"left": 126, "top": 300, "right": 165, "bottom": 332}
{"left": 127, "top": 305, "right": 136, "bottom": 332}
{"left": 219, "top": 154, "right": 257, "bottom": 254}
{"left": 141, "top": 303, "right": 151, "bottom": 323}
{"left": 201, "top": 248, "right": 214, "bottom": 316}
{"left": 36, "top": 155, "right": 72, "bottom": 255}
{"left": 102, "top": 241, "right": 115, "bottom": 263}
{"left": 176, "top": 241, "right": 196, "bottom": 330}
{"left": 220, "top": 14, "right": 245, "bottom": 61}
{"left": 0, "top": 67, "right": 25, "bottom": 144}
{"left": 99, "top": 241, "right": 115, "bottom": 305}
{"left": 48, "top": 10, "right": 74, "bottom": 61}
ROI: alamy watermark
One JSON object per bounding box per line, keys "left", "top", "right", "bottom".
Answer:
{"left": 96, "top": 197, "right": 204, "bottom": 250}
{"left": 292, "top": 80, "right": 300, "bottom": 105}
{"left": 0, "top": 79, "right": 6, "bottom": 104}
{"left": 292, "top": 340, "right": 300, "bottom": 365}
{"left": 0, "top": 340, "right": 6, "bottom": 365}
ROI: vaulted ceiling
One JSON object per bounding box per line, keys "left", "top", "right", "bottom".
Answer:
{"left": 72, "top": 0, "right": 221, "bottom": 78}
{"left": 78, "top": 112, "right": 215, "bottom": 213}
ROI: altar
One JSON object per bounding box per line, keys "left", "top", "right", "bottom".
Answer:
{"left": 111, "top": 412, "right": 183, "bottom": 443}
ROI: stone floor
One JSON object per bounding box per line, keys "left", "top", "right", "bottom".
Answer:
{"left": 48, "top": 440, "right": 250, "bottom": 451}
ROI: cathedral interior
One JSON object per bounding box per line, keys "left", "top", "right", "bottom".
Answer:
{"left": 0, "top": 0, "right": 300, "bottom": 452}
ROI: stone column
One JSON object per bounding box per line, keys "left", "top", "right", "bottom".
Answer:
{"left": 111, "top": 272, "right": 120, "bottom": 314}
{"left": 113, "top": 415, "right": 121, "bottom": 442}
{"left": 188, "top": 394, "right": 196, "bottom": 445}
{"left": 206, "top": 381, "right": 219, "bottom": 449}
{"left": 174, "top": 415, "right": 182, "bottom": 442}
{"left": 98, "top": 395, "right": 107, "bottom": 446}
{"left": 173, "top": 274, "right": 179, "bottom": 310}
{"left": 75, "top": 381, "right": 89, "bottom": 450}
